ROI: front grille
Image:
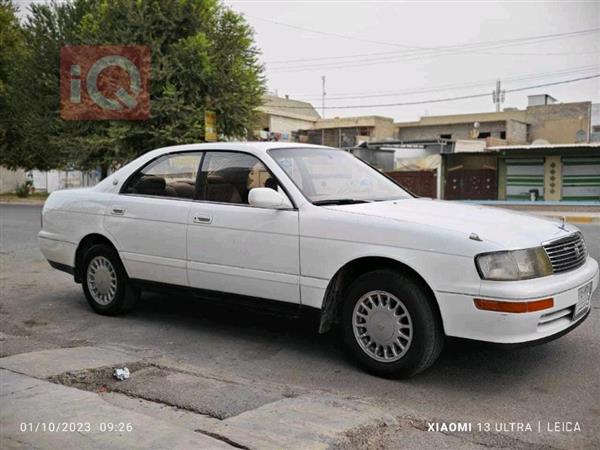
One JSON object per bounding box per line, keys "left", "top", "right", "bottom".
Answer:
{"left": 542, "top": 232, "right": 587, "bottom": 274}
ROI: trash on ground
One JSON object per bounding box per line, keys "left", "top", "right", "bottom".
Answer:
{"left": 113, "top": 367, "right": 130, "bottom": 381}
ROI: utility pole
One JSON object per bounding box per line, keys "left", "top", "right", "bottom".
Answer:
{"left": 492, "top": 79, "right": 505, "bottom": 112}
{"left": 321, "top": 75, "right": 326, "bottom": 118}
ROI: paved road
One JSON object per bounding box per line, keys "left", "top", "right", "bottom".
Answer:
{"left": 1, "top": 204, "right": 599, "bottom": 448}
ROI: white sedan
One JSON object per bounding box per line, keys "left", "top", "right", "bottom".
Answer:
{"left": 39, "top": 143, "right": 599, "bottom": 377}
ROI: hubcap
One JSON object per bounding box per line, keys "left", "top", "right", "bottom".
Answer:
{"left": 87, "top": 256, "right": 117, "bottom": 305}
{"left": 352, "top": 290, "right": 413, "bottom": 362}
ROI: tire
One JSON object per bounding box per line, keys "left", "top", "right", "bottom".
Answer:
{"left": 342, "top": 269, "right": 444, "bottom": 378}
{"left": 81, "top": 243, "right": 138, "bottom": 315}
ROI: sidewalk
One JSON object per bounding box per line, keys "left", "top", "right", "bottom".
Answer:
{"left": 0, "top": 346, "right": 401, "bottom": 450}
{"left": 1, "top": 369, "right": 235, "bottom": 450}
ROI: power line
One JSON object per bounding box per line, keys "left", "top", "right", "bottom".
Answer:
{"left": 268, "top": 34, "right": 600, "bottom": 72}
{"left": 263, "top": 74, "right": 600, "bottom": 110}
{"left": 249, "top": 14, "right": 600, "bottom": 66}
{"left": 254, "top": 21, "right": 600, "bottom": 73}
{"left": 245, "top": 14, "right": 422, "bottom": 50}
{"left": 289, "top": 65, "right": 600, "bottom": 101}
{"left": 267, "top": 48, "right": 598, "bottom": 66}
{"left": 283, "top": 64, "right": 600, "bottom": 98}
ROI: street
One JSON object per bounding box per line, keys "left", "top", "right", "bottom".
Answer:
{"left": 1, "top": 204, "right": 599, "bottom": 449}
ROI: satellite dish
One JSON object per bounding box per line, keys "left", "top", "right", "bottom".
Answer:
{"left": 575, "top": 130, "right": 586, "bottom": 142}
{"left": 531, "top": 139, "right": 550, "bottom": 146}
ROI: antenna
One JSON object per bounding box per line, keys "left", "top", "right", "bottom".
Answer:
{"left": 321, "top": 75, "right": 326, "bottom": 118}
{"left": 492, "top": 79, "right": 505, "bottom": 112}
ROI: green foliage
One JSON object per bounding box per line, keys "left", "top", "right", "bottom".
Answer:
{"left": 15, "top": 179, "right": 33, "bottom": 197}
{"left": 1, "top": 0, "right": 265, "bottom": 172}
{"left": 0, "top": 0, "right": 26, "bottom": 166}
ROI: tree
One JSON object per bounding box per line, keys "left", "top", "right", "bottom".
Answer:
{"left": 0, "top": 0, "right": 26, "bottom": 167}
{"left": 1, "top": 0, "right": 265, "bottom": 174}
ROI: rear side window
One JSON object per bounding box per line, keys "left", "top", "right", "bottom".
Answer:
{"left": 124, "top": 152, "right": 203, "bottom": 199}
{"left": 198, "top": 152, "right": 279, "bottom": 205}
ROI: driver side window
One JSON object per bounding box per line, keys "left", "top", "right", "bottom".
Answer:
{"left": 198, "top": 152, "right": 280, "bottom": 205}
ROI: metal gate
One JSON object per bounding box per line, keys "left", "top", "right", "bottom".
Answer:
{"left": 444, "top": 169, "right": 497, "bottom": 200}
{"left": 505, "top": 158, "right": 545, "bottom": 201}
{"left": 387, "top": 171, "right": 437, "bottom": 198}
{"left": 562, "top": 157, "right": 600, "bottom": 201}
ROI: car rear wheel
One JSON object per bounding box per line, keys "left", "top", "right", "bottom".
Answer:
{"left": 81, "top": 244, "right": 138, "bottom": 315}
{"left": 342, "top": 269, "right": 444, "bottom": 378}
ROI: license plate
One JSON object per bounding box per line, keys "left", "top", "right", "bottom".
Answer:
{"left": 574, "top": 282, "right": 593, "bottom": 320}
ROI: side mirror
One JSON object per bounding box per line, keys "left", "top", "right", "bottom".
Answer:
{"left": 248, "top": 187, "right": 292, "bottom": 210}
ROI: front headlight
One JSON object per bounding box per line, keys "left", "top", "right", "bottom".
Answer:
{"left": 475, "top": 247, "right": 553, "bottom": 281}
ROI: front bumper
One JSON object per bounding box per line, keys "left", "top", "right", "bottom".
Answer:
{"left": 437, "top": 257, "right": 599, "bottom": 344}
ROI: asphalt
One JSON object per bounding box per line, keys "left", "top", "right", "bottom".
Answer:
{"left": 1, "top": 204, "right": 599, "bottom": 449}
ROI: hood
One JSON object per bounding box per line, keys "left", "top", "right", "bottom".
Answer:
{"left": 325, "top": 198, "right": 578, "bottom": 250}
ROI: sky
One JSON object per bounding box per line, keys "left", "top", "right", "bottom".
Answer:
{"left": 224, "top": 0, "right": 600, "bottom": 121}
{"left": 14, "top": 0, "right": 600, "bottom": 122}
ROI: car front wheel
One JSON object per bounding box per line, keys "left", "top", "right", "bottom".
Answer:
{"left": 342, "top": 269, "right": 444, "bottom": 378}
{"left": 81, "top": 244, "right": 138, "bottom": 315}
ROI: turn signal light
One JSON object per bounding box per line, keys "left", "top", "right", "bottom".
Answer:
{"left": 474, "top": 298, "right": 554, "bottom": 313}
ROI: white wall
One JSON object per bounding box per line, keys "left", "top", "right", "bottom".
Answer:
{"left": 31, "top": 169, "right": 101, "bottom": 193}
{"left": 0, "top": 166, "right": 27, "bottom": 193}
{"left": 269, "top": 115, "right": 316, "bottom": 141}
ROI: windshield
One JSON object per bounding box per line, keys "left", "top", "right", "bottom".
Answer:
{"left": 269, "top": 147, "right": 412, "bottom": 204}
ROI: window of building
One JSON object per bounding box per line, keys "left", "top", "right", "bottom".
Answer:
{"left": 440, "top": 134, "right": 452, "bottom": 139}
{"left": 500, "top": 131, "right": 506, "bottom": 139}
{"left": 198, "top": 152, "right": 279, "bottom": 205}
{"left": 124, "top": 153, "right": 202, "bottom": 199}
{"left": 478, "top": 132, "right": 491, "bottom": 139}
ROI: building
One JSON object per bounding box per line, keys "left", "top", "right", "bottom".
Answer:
{"left": 254, "top": 95, "right": 397, "bottom": 146}
{"left": 491, "top": 143, "right": 600, "bottom": 202}
{"left": 395, "top": 97, "right": 592, "bottom": 145}
{"left": 296, "top": 115, "right": 396, "bottom": 147}
{"left": 591, "top": 103, "right": 600, "bottom": 142}
{"left": 387, "top": 95, "right": 598, "bottom": 202}
{"left": 253, "top": 93, "right": 598, "bottom": 202}
{"left": 254, "top": 94, "right": 321, "bottom": 142}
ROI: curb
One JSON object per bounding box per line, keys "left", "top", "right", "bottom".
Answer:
{"left": 0, "top": 201, "right": 45, "bottom": 206}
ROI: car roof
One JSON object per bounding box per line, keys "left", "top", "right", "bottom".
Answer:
{"left": 146, "top": 141, "right": 333, "bottom": 159}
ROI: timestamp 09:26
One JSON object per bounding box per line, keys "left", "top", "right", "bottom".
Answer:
{"left": 20, "top": 422, "right": 133, "bottom": 433}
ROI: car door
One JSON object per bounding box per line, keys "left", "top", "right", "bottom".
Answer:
{"left": 104, "top": 152, "right": 203, "bottom": 287}
{"left": 187, "top": 151, "right": 300, "bottom": 303}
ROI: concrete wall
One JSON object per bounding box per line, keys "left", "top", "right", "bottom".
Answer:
{"left": 394, "top": 101, "right": 592, "bottom": 145}
{"left": 0, "top": 166, "right": 26, "bottom": 193}
{"left": 396, "top": 121, "right": 506, "bottom": 141}
{"left": 269, "top": 115, "right": 316, "bottom": 140}
{"left": 544, "top": 156, "right": 562, "bottom": 201}
{"left": 497, "top": 158, "right": 507, "bottom": 200}
{"left": 372, "top": 117, "right": 396, "bottom": 141}
{"left": 506, "top": 119, "right": 527, "bottom": 144}
{"left": 526, "top": 102, "right": 591, "bottom": 144}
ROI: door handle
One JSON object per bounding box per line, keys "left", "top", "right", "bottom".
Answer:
{"left": 111, "top": 207, "right": 125, "bottom": 215}
{"left": 193, "top": 215, "right": 212, "bottom": 224}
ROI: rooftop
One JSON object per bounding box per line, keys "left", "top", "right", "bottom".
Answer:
{"left": 257, "top": 95, "right": 321, "bottom": 122}
{"left": 394, "top": 100, "right": 591, "bottom": 128}
{"left": 395, "top": 109, "right": 527, "bottom": 127}
{"left": 487, "top": 142, "right": 600, "bottom": 151}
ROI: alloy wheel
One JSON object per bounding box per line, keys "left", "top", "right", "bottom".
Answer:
{"left": 86, "top": 256, "right": 118, "bottom": 305}
{"left": 352, "top": 290, "right": 413, "bottom": 362}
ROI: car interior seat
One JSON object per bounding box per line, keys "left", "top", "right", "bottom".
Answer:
{"left": 206, "top": 175, "right": 242, "bottom": 203}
